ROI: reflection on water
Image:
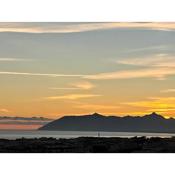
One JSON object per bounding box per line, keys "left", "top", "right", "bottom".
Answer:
{"left": 0, "top": 130, "right": 175, "bottom": 139}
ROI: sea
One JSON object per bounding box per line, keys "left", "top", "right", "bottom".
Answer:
{"left": 0, "top": 130, "right": 175, "bottom": 139}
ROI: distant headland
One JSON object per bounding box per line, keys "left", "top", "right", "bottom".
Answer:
{"left": 39, "top": 112, "right": 175, "bottom": 133}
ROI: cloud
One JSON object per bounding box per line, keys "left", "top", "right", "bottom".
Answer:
{"left": 0, "top": 22, "right": 175, "bottom": 33}
{"left": 161, "top": 89, "right": 175, "bottom": 93}
{"left": 50, "top": 87, "right": 79, "bottom": 90}
{"left": 76, "top": 104, "right": 119, "bottom": 110}
{"left": 0, "top": 69, "right": 163, "bottom": 81}
{"left": 0, "top": 71, "right": 85, "bottom": 78}
{"left": 2, "top": 54, "right": 175, "bottom": 81}
{"left": 85, "top": 67, "right": 175, "bottom": 80}
{"left": 147, "top": 108, "right": 175, "bottom": 112}
{"left": 85, "top": 54, "right": 175, "bottom": 80}
{"left": 148, "top": 97, "right": 175, "bottom": 101}
{"left": 0, "top": 108, "right": 10, "bottom": 113}
{"left": 0, "top": 58, "right": 32, "bottom": 62}
{"left": 1, "top": 67, "right": 175, "bottom": 82}
{"left": 124, "top": 45, "right": 169, "bottom": 53}
{"left": 123, "top": 98, "right": 175, "bottom": 118}
{"left": 0, "top": 116, "right": 52, "bottom": 125}
{"left": 70, "top": 81, "right": 95, "bottom": 90}
{"left": 44, "top": 94, "right": 101, "bottom": 100}
{"left": 123, "top": 96, "right": 175, "bottom": 110}
{"left": 50, "top": 81, "right": 95, "bottom": 90}
{"left": 0, "top": 23, "right": 119, "bottom": 33}
{"left": 116, "top": 54, "right": 175, "bottom": 68}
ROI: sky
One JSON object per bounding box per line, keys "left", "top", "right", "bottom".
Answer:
{"left": 1, "top": 22, "right": 175, "bottom": 128}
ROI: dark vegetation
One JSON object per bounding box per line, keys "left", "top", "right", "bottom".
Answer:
{"left": 1, "top": 137, "right": 175, "bottom": 153}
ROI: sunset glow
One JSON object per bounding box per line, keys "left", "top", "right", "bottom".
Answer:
{"left": 1, "top": 22, "right": 175, "bottom": 128}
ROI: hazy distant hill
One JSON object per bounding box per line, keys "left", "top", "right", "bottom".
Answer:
{"left": 0, "top": 116, "right": 52, "bottom": 125}
{"left": 0, "top": 116, "right": 51, "bottom": 121}
{"left": 39, "top": 112, "right": 175, "bottom": 133}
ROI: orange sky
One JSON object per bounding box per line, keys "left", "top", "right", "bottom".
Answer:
{"left": 0, "top": 124, "right": 42, "bottom": 130}
{"left": 0, "top": 22, "right": 175, "bottom": 121}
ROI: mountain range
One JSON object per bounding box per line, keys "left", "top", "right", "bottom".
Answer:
{"left": 39, "top": 112, "right": 175, "bottom": 133}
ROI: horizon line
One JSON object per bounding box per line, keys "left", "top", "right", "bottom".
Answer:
{"left": 0, "top": 112, "right": 172, "bottom": 119}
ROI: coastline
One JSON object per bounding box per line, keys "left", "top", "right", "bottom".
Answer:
{"left": 1, "top": 130, "right": 175, "bottom": 140}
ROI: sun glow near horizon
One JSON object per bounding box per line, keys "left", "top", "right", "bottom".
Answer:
{"left": 0, "top": 22, "right": 175, "bottom": 130}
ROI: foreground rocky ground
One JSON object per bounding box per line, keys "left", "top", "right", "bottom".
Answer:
{"left": 0, "top": 137, "right": 175, "bottom": 153}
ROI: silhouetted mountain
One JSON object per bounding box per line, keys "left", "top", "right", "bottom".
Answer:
{"left": 39, "top": 112, "right": 175, "bottom": 133}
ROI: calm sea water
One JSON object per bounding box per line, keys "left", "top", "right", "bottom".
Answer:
{"left": 0, "top": 130, "right": 175, "bottom": 139}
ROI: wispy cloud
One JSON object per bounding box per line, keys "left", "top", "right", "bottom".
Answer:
{"left": 2, "top": 54, "right": 175, "bottom": 81}
{"left": 124, "top": 45, "right": 169, "bottom": 53}
{"left": 50, "top": 87, "right": 79, "bottom": 90}
{"left": 148, "top": 97, "right": 175, "bottom": 101}
{"left": 0, "top": 23, "right": 119, "bottom": 33}
{"left": 123, "top": 97, "right": 175, "bottom": 117}
{"left": 161, "top": 89, "right": 175, "bottom": 93}
{"left": 85, "top": 54, "right": 175, "bottom": 80}
{"left": 123, "top": 96, "right": 175, "bottom": 110}
{"left": 44, "top": 94, "right": 101, "bottom": 100}
{"left": 147, "top": 108, "right": 175, "bottom": 112}
{"left": 0, "top": 108, "right": 10, "bottom": 113}
{"left": 0, "top": 22, "right": 175, "bottom": 33}
{"left": 1, "top": 67, "right": 175, "bottom": 81}
{"left": 70, "top": 81, "right": 95, "bottom": 90}
{"left": 0, "top": 116, "right": 52, "bottom": 125}
{"left": 0, "top": 58, "right": 32, "bottom": 62}
{"left": 116, "top": 54, "right": 175, "bottom": 68}
{"left": 50, "top": 81, "right": 95, "bottom": 91}
{"left": 76, "top": 104, "right": 119, "bottom": 110}
{"left": 85, "top": 67, "right": 175, "bottom": 80}
{"left": 0, "top": 71, "right": 85, "bottom": 78}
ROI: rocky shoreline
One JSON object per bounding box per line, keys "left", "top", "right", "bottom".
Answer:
{"left": 0, "top": 137, "right": 175, "bottom": 153}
